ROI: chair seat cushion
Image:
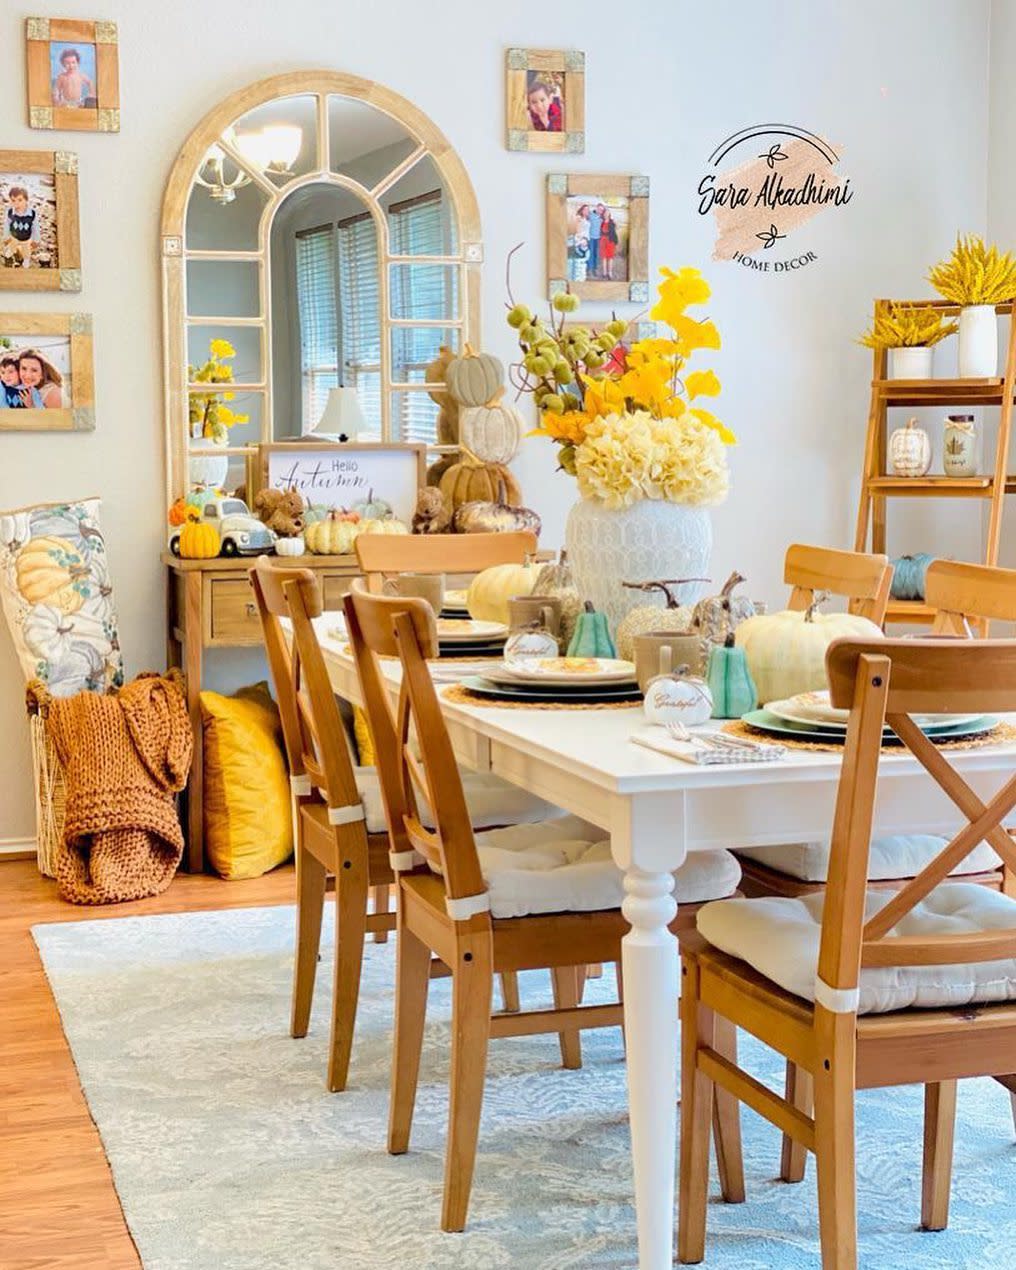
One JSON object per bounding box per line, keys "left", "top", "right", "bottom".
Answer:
{"left": 734, "top": 834, "right": 1000, "bottom": 883}
{"left": 474, "top": 816, "right": 741, "bottom": 919}
{"left": 354, "top": 766, "right": 561, "bottom": 836}
{"left": 697, "top": 882, "right": 1016, "bottom": 1014}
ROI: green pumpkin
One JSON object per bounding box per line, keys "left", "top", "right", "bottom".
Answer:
{"left": 706, "top": 638, "right": 757, "bottom": 719}
{"left": 890, "top": 553, "right": 935, "bottom": 601}
{"left": 567, "top": 602, "right": 617, "bottom": 658}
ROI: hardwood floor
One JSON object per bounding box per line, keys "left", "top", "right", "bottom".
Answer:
{"left": 0, "top": 859, "right": 298, "bottom": 1269}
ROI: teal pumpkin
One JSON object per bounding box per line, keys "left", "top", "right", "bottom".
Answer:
{"left": 890, "top": 553, "right": 935, "bottom": 601}
{"left": 567, "top": 602, "right": 617, "bottom": 658}
{"left": 706, "top": 639, "right": 757, "bottom": 719}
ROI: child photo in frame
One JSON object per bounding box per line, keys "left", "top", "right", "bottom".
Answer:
{"left": 0, "top": 151, "right": 80, "bottom": 291}
{"left": 506, "top": 49, "right": 584, "bottom": 153}
{"left": 26, "top": 17, "right": 120, "bottom": 133}
{"left": 1, "top": 172, "right": 57, "bottom": 271}
{"left": 49, "top": 40, "right": 98, "bottom": 109}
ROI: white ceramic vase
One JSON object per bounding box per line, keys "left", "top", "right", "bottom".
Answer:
{"left": 957, "top": 304, "right": 998, "bottom": 378}
{"left": 889, "top": 346, "right": 933, "bottom": 380}
{"left": 564, "top": 498, "right": 712, "bottom": 634}
{"left": 188, "top": 438, "right": 230, "bottom": 491}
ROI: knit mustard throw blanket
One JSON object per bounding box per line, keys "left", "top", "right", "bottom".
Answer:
{"left": 34, "top": 672, "right": 192, "bottom": 905}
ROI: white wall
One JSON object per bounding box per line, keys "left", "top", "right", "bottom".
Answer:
{"left": 0, "top": 0, "right": 992, "bottom": 842}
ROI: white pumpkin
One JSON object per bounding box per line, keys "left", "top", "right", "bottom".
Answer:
{"left": 466, "top": 560, "right": 541, "bottom": 624}
{"left": 274, "top": 536, "right": 305, "bottom": 557}
{"left": 23, "top": 604, "right": 111, "bottom": 663}
{"left": 888, "top": 417, "right": 932, "bottom": 477}
{"left": 459, "top": 398, "right": 525, "bottom": 464}
{"left": 358, "top": 516, "right": 409, "bottom": 536}
{"left": 734, "top": 597, "right": 884, "bottom": 704}
{"left": 0, "top": 511, "right": 31, "bottom": 550}
{"left": 643, "top": 673, "right": 713, "bottom": 727}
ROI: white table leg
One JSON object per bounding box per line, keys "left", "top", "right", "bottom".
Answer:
{"left": 621, "top": 865, "right": 679, "bottom": 1270}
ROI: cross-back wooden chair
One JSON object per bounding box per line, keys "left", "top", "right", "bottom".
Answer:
{"left": 343, "top": 581, "right": 744, "bottom": 1232}
{"left": 355, "top": 530, "right": 537, "bottom": 593}
{"left": 679, "top": 637, "right": 1016, "bottom": 1269}
{"left": 784, "top": 542, "right": 892, "bottom": 624}
{"left": 251, "top": 558, "right": 396, "bottom": 1093}
{"left": 926, "top": 557, "right": 1016, "bottom": 636}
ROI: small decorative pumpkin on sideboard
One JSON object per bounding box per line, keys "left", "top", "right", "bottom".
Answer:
{"left": 439, "top": 449, "right": 523, "bottom": 510}
{"left": 304, "top": 511, "right": 361, "bottom": 555}
{"left": 692, "top": 572, "right": 756, "bottom": 645}
{"left": 178, "top": 520, "right": 221, "bottom": 560}
{"left": 888, "top": 417, "right": 932, "bottom": 477}
{"left": 451, "top": 479, "right": 542, "bottom": 535}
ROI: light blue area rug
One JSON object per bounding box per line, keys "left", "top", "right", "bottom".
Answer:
{"left": 33, "top": 906, "right": 1016, "bottom": 1269}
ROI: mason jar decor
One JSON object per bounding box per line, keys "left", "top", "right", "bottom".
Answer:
{"left": 508, "top": 263, "right": 734, "bottom": 634}
{"left": 943, "top": 414, "right": 977, "bottom": 477}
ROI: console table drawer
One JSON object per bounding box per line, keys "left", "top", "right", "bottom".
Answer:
{"left": 207, "top": 578, "right": 261, "bottom": 646}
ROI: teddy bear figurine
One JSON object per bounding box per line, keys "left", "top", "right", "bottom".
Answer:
{"left": 253, "top": 487, "right": 305, "bottom": 538}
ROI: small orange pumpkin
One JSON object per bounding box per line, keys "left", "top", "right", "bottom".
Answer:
{"left": 168, "top": 497, "right": 199, "bottom": 527}
{"left": 179, "top": 521, "right": 220, "bottom": 559}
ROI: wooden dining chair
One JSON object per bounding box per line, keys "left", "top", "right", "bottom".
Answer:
{"left": 926, "top": 557, "right": 1016, "bottom": 636}
{"left": 251, "top": 558, "right": 396, "bottom": 1093}
{"left": 679, "top": 637, "right": 1016, "bottom": 1269}
{"left": 343, "top": 581, "right": 745, "bottom": 1232}
{"left": 355, "top": 529, "right": 537, "bottom": 593}
{"left": 784, "top": 542, "right": 892, "bottom": 624}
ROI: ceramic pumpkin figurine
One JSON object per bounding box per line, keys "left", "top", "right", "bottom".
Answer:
{"left": 439, "top": 449, "right": 523, "bottom": 510}
{"left": 734, "top": 592, "right": 884, "bottom": 704}
{"left": 890, "top": 552, "right": 936, "bottom": 601}
{"left": 178, "top": 521, "right": 221, "bottom": 559}
{"left": 692, "top": 572, "right": 756, "bottom": 645}
{"left": 706, "top": 637, "right": 758, "bottom": 718}
{"left": 274, "top": 535, "right": 306, "bottom": 557}
{"left": 451, "top": 476, "right": 542, "bottom": 535}
{"left": 446, "top": 344, "right": 504, "bottom": 407}
{"left": 15, "top": 537, "right": 90, "bottom": 613}
{"left": 533, "top": 550, "right": 583, "bottom": 645}
{"left": 567, "top": 602, "right": 617, "bottom": 658}
{"left": 467, "top": 558, "right": 541, "bottom": 623}
{"left": 889, "top": 417, "right": 932, "bottom": 477}
{"left": 615, "top": 578, "right": 703, "bottom": 661}
{"left": 458, "top": 390, "right": 525, "bottom": 464}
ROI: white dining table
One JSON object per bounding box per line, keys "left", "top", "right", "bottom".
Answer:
{"left": 314, "top": 616, "right": 1016, "bottom": 1269}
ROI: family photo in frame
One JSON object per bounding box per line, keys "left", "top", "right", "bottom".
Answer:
{"left": 0, "top": 313, "right": 93, "bottom": 431}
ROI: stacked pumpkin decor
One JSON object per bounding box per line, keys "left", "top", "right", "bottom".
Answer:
{"left": 419, "top": 344, "right": 540, "bottom": 537}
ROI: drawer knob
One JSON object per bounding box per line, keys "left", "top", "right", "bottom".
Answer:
{"left": 246, "top": 602, "right": 257, "bottom": 617}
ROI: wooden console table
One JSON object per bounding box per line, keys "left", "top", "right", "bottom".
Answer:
{"left": 164, "top": 551, "right": 361, "bottom": 870}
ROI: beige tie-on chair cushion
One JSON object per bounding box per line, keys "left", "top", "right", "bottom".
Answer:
{"left": 734, "top": 833, "right": 1000, "bottom": 883}
{"left": 697, "top": 882, "right": 1016, "bottom": 1014}
{"left": 464, "top": 815, "right": 741, "bottom": 920}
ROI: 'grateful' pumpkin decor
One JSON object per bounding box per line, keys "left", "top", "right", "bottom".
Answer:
{"left": 734, "top": 593, "right": 884, "bottom": 704}
{"left": 643, "top": 670, "right": 713, "bottom": 727}
{"left": 888, "top": 417, "right": 932, "bottom": 477}
{"left": 692, "top": 572, "right": 756, "bottom": 645}
{"left": 446, "top": 344, "right": 504, "bottom": 407}
{"left": 615, "top": 578, "right": 701, "bottom": 661}
{"left": 304, "top": 513, "right": 361, "bottom": 555}
{"left": 890, "top": 552, "right": 936, "bottom": 601}
{"left": 458, "top": 391, "right": 525, "bottom": 464}
{"left": 439, "top": 449, "right": 523, "bottom": 510}
{"left": 178, "top": 521, "right": 221, "bottom": 559}
{"left": 567, "top": 602, "right": 617, "bottom": 658}
{"left": 706, "top": 637, "right": 758, "bottom": 719}
{"left": 467, "top": 558, "right": 541, "bottom": 624}
{"left": 16, "top": 537, "right": 91, "bottom": 613}
{"left": 533, "top": 550, "right": 583, "bottom": 645}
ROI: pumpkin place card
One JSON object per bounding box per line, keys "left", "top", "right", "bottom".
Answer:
{"left": 0, "top": 150, "right": 81, "bottom": 291}
{"left": 0, "top": 312, "right": 94, "bottom": 432}
{"left": 25, "top": 17, "right": 120, "bottom": 133}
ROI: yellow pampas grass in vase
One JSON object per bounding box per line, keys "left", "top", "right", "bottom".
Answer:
{"left": 858, "top": 303, "right": 958, "bottom": 380}
{"left": 928, "top": 235, "right": 1016, "bottom": 377}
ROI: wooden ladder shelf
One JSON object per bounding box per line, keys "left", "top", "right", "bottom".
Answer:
{"left": 854, "top": 298, "right": 1016, "bottom": 627}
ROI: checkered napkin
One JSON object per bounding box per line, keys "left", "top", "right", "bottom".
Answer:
{"left": 629, "top": 728, "right": 786, "bottom": 765}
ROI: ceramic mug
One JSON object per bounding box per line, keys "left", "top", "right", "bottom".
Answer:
{"left": 383, "top": 571, "right": 446, "bottom": 614}
{"left": 508, "top": 594, "right": 562, "bottom": 638}
{"left": 634, "top": 632, "right": 707, "bottom": 691}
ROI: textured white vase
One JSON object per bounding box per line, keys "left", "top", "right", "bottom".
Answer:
{"left": 564, "top": 498, "right": 712, "bottom": 634}
{"left": 889, "top": 346, "right": 932, "bottom": 380}
{"left": 188, "top": 439, "right": 230, "bottom": 491}
{"left": 957, "top": 304, "right": 998, "bottom": 378}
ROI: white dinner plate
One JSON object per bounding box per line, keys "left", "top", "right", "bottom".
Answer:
{"left": 435, "top": 618, "right": 508, "bottom": 642}
{"left": 496, "top": 656, "right": 637, "bottom": 684}
{"left": 765, "top": 691, "right": 984, "bottom": 733}
{"left": 444, "top": 589, "right": 469, "bottom": 608}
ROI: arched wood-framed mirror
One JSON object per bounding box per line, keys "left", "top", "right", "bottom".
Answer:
{"left": 160, "top": 70, "right": 482, "bottom": 506}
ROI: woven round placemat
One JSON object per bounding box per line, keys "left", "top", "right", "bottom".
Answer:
{"left": 442, "top": 683, "right": 643, "bottom": 711}
{"left": 722, "top": 719, "right": 1016, "bottom": 754}
{"left": 339, "top": 643, "right": 506, "bottom": 663}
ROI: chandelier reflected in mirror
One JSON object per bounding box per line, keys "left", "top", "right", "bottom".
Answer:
{"left": 195, "top": 124, "right": 303, "bottom": 204}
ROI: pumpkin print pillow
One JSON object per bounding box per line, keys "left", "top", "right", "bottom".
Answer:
{"left": 0, "top": 498, "right": 124, "bottom": 697}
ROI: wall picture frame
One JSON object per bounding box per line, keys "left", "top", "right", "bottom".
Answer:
{"left": 0, "top": 312, "right": 94, "bottom": 432}
{"left": 0, "top": 150, "right": 81, "bottom": 291}
{"left": 25, "top": 17, "right": 120, "bottom": 133}
{"left": 547, "top": 173, "right": 650, "bottom": 303}
{"left": 506, "top": 49, "right": 585, "bottom": 154}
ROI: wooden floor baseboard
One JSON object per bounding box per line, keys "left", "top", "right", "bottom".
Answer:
{"left": 0, "top": 860, "right": 297, "bottom": 1268}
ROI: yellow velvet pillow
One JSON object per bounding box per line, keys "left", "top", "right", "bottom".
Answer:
{"left": 201, "top": 684, "right": 293, "bottom": 880}
{"left": 353, "top": 704, "right": 375, "bottom": 766}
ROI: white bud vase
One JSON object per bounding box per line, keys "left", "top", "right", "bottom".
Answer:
{"left": 889, "top": 346, "right": 932, "bottom": 380}
{"left": 958, "top": 304, "right": 998, "bottom": 378}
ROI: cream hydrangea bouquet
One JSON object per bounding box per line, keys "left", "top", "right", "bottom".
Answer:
{"left": 506, "top": 266, "right": 734, "bottom": 508}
